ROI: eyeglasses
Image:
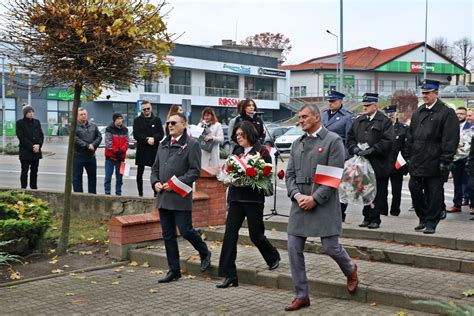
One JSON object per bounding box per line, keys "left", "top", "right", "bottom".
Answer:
{"left": 166, "top": 121, "right": 178, "bottom": 126}
{"left": 142, "top": 107, "right": 151, "bottom": 111}
{"left": 235, "top": 132, "right": 245, "bottom": 137}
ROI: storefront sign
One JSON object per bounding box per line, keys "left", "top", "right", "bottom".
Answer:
{"left": 218, "top": 97, "right": 240, "bottom": 107}
{"left": 223, "top": 63, "right": 251, "bottom": 74}
{"left": 258, "top": 68, "right": 286, "bottom": 77}
{"left": 47, "top": 89, "right": 86, "bottom": 101}
{"left": 376, "top": 61, "right": 466, "bottom": 74}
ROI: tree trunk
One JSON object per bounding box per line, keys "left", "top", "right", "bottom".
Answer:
{"left": 57, "top": 83, "right": 82, "bottom": 255}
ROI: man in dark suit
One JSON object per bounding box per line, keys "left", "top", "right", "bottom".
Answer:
{"left": 406, "top": 79, "right": 459, "bottom": 234}
{"left": 133, "top": 100, "right": 164, "bottom": 197}
{"left": 150, "top": 112, "right": 211, "bottom": 283}
{"left": 347, "top": 93, "right": 394, "bottom": 229}
{"left": 322, "top": 90, "right": 354, "bottom": 222}
{"left": 447, "top": 106, "right": 471, "bottom": 213}
{"left": 381, "top": 105, "right": 408, "bottom": 216}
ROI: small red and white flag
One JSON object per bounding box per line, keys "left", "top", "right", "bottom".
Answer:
{"left": 313, "top": 165, "right": 344, "bottom": 189}
{"left": 395, "top": 152, "right": 406, "bottom": 170}
{"left": 119, "top": 162, "right": 130, "bottom": 176}
{"left": 167, "top": 175, "right": 193, "bottom": 197}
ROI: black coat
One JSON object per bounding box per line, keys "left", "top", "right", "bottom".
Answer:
{"left": 75, "top": 121, "right": 102, "bottom": 156}
{"left": 389, "top": 120, "right": 409, "bottom": 175}
{"left": 133, "top": 114, "right": 164, "bottom": 166}
{"left": 346, "top": 111, "right": 394, "bottom": 179}
{"left": 227, "top": 142, "right": 271, "bottom": 204}
{"left": 16, "top": 117, "right": 44, "bottom": 161}
{"left": 231, "top": 114, "right": 266, "bottom": 144}
{"left": 406, "top": 99, "right": 459, "bottom": 177}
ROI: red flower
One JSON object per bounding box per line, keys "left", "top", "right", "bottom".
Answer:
{"left": 357, "top": 185, "right": 365, "bottom": 192}
{"left": 245, "top": 167, "right": 257, "bottom": 177}
{"left": 226, "top": 165, "right": 233, "bottom": 173}
{"left": 277, "top": 170, "right": 285, "bottom": 180}
{"left": 262, "top": 166, "right": 272, "bottom": 177}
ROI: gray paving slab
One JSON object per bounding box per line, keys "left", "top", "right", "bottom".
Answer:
{"left": 0, "top": 266, "right": 426, "bottom": 315}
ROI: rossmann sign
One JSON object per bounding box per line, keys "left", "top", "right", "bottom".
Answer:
{"left": 218, "top": 98, "right": 240, "bottom": 107}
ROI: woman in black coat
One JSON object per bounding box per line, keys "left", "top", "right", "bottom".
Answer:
{"left": 231, "top": 98, "right": 266, "bottom": 145}
{"left": 217, "top": 121, "right": 280, "bottom": 288}
{"left": 133, "top": 101, "right": 164, "bottom": 197}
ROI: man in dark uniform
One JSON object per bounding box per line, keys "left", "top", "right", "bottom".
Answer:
{"left": 381, "top": 105, "right": 408, "bottom": 216}
{"left": 322, "top": 90, "right": 355, "bottom": 222}
{"left": 406, "top": 79, "right": 459, "bottom": 234}
{"left": 347, "top": 93, "right": 394, "bottom": 229}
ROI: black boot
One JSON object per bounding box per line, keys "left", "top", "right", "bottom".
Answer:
{"left": 216, "top": 277, "right": 238, "bottom": 288}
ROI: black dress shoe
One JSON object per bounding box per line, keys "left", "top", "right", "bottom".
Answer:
{"left": 390, "top": 210, "right": 400, "bottom": 216}
{"left": 158, "top": 271, "right": 181, "bottom": 283}
{"left": 423, "top": 227, "right": 436, "bottom": 234}
{"left": 358, "top": 220, "right": 369, "bottom": 227}
{"left": 268, "top": 259, "right": 280, "bottom": 271}
{"left": 414, "top": 223, "right": 426, "bottom": 231}
{"left": 367, "top": 222, "right": 380, "bottom": 229}
{"left": 439, "top": 209, "right": 447, "bottom": 220}
{"left": 216, "top": 277, "right": 238, "bottom": 288}
{"left": 200, "top": 251, "right": 211, "bottom": 272}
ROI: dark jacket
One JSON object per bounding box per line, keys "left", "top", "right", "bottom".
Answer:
{"left": 322, "top": 105, "right": 354, "bottom": 159}
{"left": 104, "top": 123, "right": 129, "bottom": 162}
{"left": 150, "top": 131, "right": 201, "bottom": 211}
{"left": 389, "top": 120, "right": 409, "bottom": 175}
{"left": 227, "top": 142, "right": 272, "bottom": 204}
{"left": 232, "top": 114, "right": 266, "bottom": 144}
{"left": 133, "top": 113, "right": 164, "bottom": 166}
{"left": 346, "top": 111, "right": 394, "bottom": 179}
{"left": 16, "top": 117, "right": 44, "bottom": 161}
{"left": 406, "top": 100, "right": 459, "bottom": 177}
{"left": 75, "top": 121, "right": 102, "bottom": 156}
{"left": 469, "top": 134, "right": 474, "bottom": 176}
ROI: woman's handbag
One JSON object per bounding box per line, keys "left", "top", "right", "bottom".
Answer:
{"left": 199, "top": 126, "right": 215, "bottom": 153}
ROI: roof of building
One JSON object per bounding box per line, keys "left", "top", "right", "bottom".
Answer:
{"left": 280, "top": 42, "right": 469, "bottom": 73}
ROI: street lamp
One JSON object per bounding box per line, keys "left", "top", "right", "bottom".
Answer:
{"left": 326, "top": 30, "right": 339, "bottom": 91}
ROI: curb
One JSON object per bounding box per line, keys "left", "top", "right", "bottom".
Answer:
{"left": 0, "top": 261, "right": 126, "bottom": 288}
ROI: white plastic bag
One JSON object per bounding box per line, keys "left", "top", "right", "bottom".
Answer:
{"left": 339, "top": 156, "right": 377, "bottom": 205}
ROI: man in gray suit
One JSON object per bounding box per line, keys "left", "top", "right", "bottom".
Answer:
{"left": 150, "top": 112, "right": 211, "bottom": 283}
{"left": 284, "top": 104, "right": 358, "bottom": 311}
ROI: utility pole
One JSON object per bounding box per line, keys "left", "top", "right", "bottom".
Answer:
{"left": 339, "top": 0, "right": 344, "bottom": 93}
{"left": 423, "top": 0, "right": 428, "bottom": 80}
{"left": 2, "top": 57, "right": 6, "bottom": 154}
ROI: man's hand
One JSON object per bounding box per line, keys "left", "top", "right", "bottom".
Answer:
{"left": 88, "top": 144, "right": 95, "bottom": 151}
{"left": 147, "top": 137, "right": 155, "bottom": 146}
{"left": 32, "top": 144, "right": 40, "bottom": 153}
{"left": 154, "top": 182, "right": 163, "bottom": 192}
{"left": 115, "top": 150, "right": 123, "bottom": 161}
{"left": 358, "top": 147, "right": 374, "bottom": 157}
{"left": 298, "top": 195, "right": 317, "bottom": 210}
{"left": 162, "top": 182, "right": 172, "bottom": 192}
{"left": 352, "top": 147, "right": 362, "bottom": 156}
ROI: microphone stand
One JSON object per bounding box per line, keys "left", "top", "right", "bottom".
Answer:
{"left": 258, "top": 116, "right": 288, "bottom": 219}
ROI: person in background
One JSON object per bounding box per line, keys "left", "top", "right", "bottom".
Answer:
{"left": 150, "top": 112, "right": 211, "bottom": 283}
{"left": 321, "top": 90, "right": 354, "bottom": 222}
{"left": 73, "top": 107, "right": 102, "bottom": 194}
{"left": 381, "top": 105, "right": 408, "bottom": 216}
{"left": 231, "top": 98, "right": 266, "bottom": 145}
{"left": 228, "top": 100, "right": 245, "bottom": 153}
{"left": 406, "top": 79, "right": 459, "bottom": 234}
{"left": 447, "top": 107, "right": 471, "bottom": 213}
{"left": 346, "top": 93, "right": 394, "bottom": 229}
{"left": 16, "top": 105, "right": 44, "bottom": 190}
{"left": 133, "top": 100, "right": 164, "bottom": 197}
{"left": 217, "top": 121, "right": 280, "bottom": 289}
{"left": 104, "top": 113, "right": 129, "bottom": 196}
{"left": 165, "top": 105, "right": 184, "bottom": 136}
{"left": 467, "top": 110, "right": 473, "bottom": 125}
{"left": 198, "top": 107, "right": 224, "bottom": 167}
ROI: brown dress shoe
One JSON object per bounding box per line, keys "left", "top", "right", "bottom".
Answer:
{"left": 284, "top": 297, "right": 310, "bottom": 311}
{"left": 347, "top": 264, "right": 358, "bottom": 294}
{"left": 447, "top": 206, "right": 461, "bottom": 213}
{"left": 470, "top": 208, "right": 474, "bottom": 215}
{"left": 462, "top": 199, "right": 470, "bottom": 206}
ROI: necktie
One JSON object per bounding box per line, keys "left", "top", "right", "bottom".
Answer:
{"left": 171, "top": 138, "right": 177, "bottom": 144}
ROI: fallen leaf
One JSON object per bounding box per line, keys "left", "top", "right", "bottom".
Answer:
{"left": 74, "top": 275, "right": 86, "bottom": 280}
{"left": 79, "top": 251, "right": 93, "bottom": 256}
{"left": 150, "top": 270, "right": 164, "bottom": 275}
{"left": 271, "top": 227, "right": 277, "bottom": 232}
{"left": 69, "top": 273, "right": 77, "bottom": 276}
{"left": 216, "top": 307, "right": 229, "bottom": 312}
{"left": 48, "top": 249, "right": 56, "bottom": 254}
{"left": 104, "top": 239, "right": 110, "bottom": 245}
{"left": 126, "top": 269, "right": 135, "bottom": 273}
{"left": 370, "top": 302, "right": 377, "bottom": 306}
{"left": 146, "top": 245, "right": 160, "bottom": 249}
{"left": 48, "top": 258, "right": 59, "bottom": 264}
{"left": 63, "top": 265, "right": 70, "bottom": 268}
{"left": 51, "top": 269, "right": 64, "bottom": 274}
{"left": 9, "top": 272, "right": 22, "bottom": 280}
{"left": 70, "top": 299, "right": 85, "bottom": 304}
{"left": 179, "top": 251, "right": 184, "bottom": 256}
{"left": 115, "top": 267, "right": 124, "bottom": 273}
{"left": 187, "top": 255, "right": 200, "bottom": 262}
{"left": 8, "top": 286, "right": 17, "bottom": 289}
{"left": 87, "top": 237, "right": 94, "bottom": 241}
{"left": 396, "top": 312, "right": 408, "bottom": 316}
{"left": 23, "top": 261, "right": 29, "bottom": 265}
{"left": 141, "top": 261, "right": 150, "bottom": 268}
{"left": 201, "top": 232, "right": 207, "bottom": 240}
{"left": 112, "top": 281, "right": 120, "bottom": 285}
{"left": 184, "top": 274, "right": 196, "bottom": 279}
{"left": 129, "top": 261, "right": 138, "bottom": 266}
{"left": 463, "top": 288, "right": 474, "bottom": 297}
{"left": 65, "top": 292, "right": 75, "bottom": 296}
{"left": 149, "top": 288, "right": 159, "bottom": 293}
{"left": 207, "top": 225, "right": 216, "bottom": 230}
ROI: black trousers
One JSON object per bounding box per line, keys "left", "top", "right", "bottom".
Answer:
{"left": 72, "top": 154, "right": 97, "bottom": 194}
{"left": 159, "top": 208, "right": 209, "bottom": 273}
{"left": 362, "top": 177, "right": 388, "bottom": 224}
{"left": 136, "top": 165, "right": 146, "bottom": 196}
{"left": 380, "top": 173, "right": 404, "bottom": 215}
{"left": 218, "top": 202, "right": 280, "bottom": 278}
{"left": 409, "top": 176, "right": 445, "bottom": 229}
{"left": 20, "top": 159, "right": 39, "bottom": 189}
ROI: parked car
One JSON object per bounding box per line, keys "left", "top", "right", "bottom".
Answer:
{"left": 98, "top": 125, "right": 136, "bottom": 149}
{"left": 263, "top": 126, "right": 291, "bottom": 147}
{"left": 439, "top": 85, "right": 474, "bottom": 98}
{"left": 274, "top": 126, "right": 303, "bottom": 153}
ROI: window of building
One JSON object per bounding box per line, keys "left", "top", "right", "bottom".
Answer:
{"left": 0, "top": 98, "right": 16, "bottom": 136}
{"left": 244, "top": 77, "right": 275, "bottom": 100}
{"left": 290, "top": 86, "right": 307, "bottom": 97}
{"left": 205, "top": 73, "right": 239, "bottom": 97}
{"left": 169, "top": 68, "right": 191, "bottom": 95}
{"left": 47, "top": 100, "right": 73, "bottom": 136}
{"left": 112, "top": 102, "right": 137, "bottom": 127}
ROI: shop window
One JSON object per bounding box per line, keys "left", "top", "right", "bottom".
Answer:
{"left": 47, "top": 100, "right": 73, "bottom": 136}
{"left": 245, "top": 77, "right": 275, "bottom": 100}
{"left": 112, "top": 102, "right": 137, "bottom": 127}
{"left": 0, "top": 98, "right": 16, "bottom": 136}
{"left": 170, "top": 68, "right": 191, "bottom": 95}
{"left": 205, "top": 73, "right": 239, "bottom": 97}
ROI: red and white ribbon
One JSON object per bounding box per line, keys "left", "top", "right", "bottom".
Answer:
{"left": 230, "top": 154, "right": 249, "bottom": 172}
{"left": 167, "top": 175, "right": 192, "bottom": 197}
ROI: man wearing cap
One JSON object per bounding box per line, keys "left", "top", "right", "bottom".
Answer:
{"left": 322, "top": 90, "right": 355, "bottom": 222}
{"left": 347, "top": 93, "right": 394, "bottom": 229}
{"left": 104, "top": 113, "right": 129, "bottom": 196}
{"left": 16, "top": 105, "right": 44, "bottom": 189}
{"left": 406, "top": 79, "right": 459, "bottom": 234}
{"left": 381, "top": 105, "right": 408, "bottom": 216}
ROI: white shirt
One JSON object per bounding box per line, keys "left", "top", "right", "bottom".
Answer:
{"left": 306, "top": 126, "right": 323, "bottom": 138}
{"left": 172, "top": 134, "right": 183, "bottom": 143}
{"left": 367, "top": 112, "right": 376, "bottom": 121}
{"left": 460, "top": 121, "right": 467, "bottom": 134}
{"left": 426, "top": 100, "right": 437, "bottom": 110}
{"left": 243, "top": 146, "right": 252, "bottom": 155}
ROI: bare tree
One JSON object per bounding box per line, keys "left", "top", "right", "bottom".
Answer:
{"left": 1, "top": 0, "right": 173, "bottom": 254}
{"left": 453, "top": 37, "right": 473, "bottom": 83}
{"left": 430, "top": 37, "right": 453, "bottom": 59}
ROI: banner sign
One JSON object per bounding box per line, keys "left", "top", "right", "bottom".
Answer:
{"left": 376, "top": 61, "right": 467, "bottom": 74}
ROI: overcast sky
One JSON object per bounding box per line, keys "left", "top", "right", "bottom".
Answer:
{"left": 164, "top": 0, "right": 473, "bottom": 65}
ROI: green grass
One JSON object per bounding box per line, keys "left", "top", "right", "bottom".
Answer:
{"left": 45, "top": 216, "right": 109, "bottom": 245}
